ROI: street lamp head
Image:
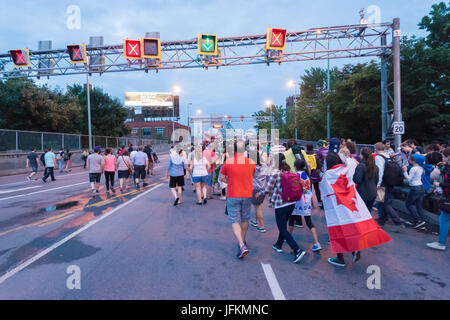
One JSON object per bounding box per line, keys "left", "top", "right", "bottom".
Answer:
{"left": 265, "top": 99, "right": 272, "bottom": 106}
{"left": 172, "top": 85, "right": 181, "bottom": 94}
{"left": 196, "top": 109, "right": 202, "bottom": 115}
{"left": 287, "top": 80, "right": 295, "bottom": 88}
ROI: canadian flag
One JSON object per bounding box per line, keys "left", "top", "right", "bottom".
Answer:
{"left": 319, "top": 164, "right": 391, "bottom": 253}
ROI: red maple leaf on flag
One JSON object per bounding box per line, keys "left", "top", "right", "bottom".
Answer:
{"left": 330, "top": 174, "right": 358, "bottom": 212}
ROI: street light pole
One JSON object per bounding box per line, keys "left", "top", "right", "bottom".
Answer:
{"left": 86, "top": 73, "right": 92, "bottom": 150}
{"left": 327, "top": 37, "right": 331, "bottom": 140}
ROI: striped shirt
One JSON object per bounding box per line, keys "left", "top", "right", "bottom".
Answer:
{"left": 262, "top": 169, "right": 296, "bottom": 209}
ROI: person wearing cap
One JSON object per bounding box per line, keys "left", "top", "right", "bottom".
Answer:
{"left": 87, "top": 146, "right": 105, "bottom": 195}
{"left": 322, "top": 137, "right": 340, "bottom": 172}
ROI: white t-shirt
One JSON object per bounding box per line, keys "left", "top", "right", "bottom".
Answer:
{"left": 191, "top": 156, "right": 209, "bottom": 177}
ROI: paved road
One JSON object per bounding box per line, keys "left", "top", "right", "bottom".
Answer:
{"left": 0, "top": 154, "right": 448, "bottom": 300}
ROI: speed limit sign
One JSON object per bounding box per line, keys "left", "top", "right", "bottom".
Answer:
{"left": 392, "top": 121, "right": 405, "bottom": 135}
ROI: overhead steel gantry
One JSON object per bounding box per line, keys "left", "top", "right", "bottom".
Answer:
{"left": 0, "top": 22, "right": 393, "bottom": 78}
{"left": 0, "top": 19, "right": 403, "bottom": 147}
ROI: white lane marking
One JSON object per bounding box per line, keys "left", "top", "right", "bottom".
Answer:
{"left": 0, "top": 183, "right": 163, "bottom": 285}
{"left": 0, "top": 182, "right": 88, "bottom": 201}
{"left": 0, "top": 171, "right": 87, "bottom": 188}
{"left": 0, "top": 186, "right": 43, "bottom": 194}
{"left": 261, "top": 263, "right": 286, "bottom": 300}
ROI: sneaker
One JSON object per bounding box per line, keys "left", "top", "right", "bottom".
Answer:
{"left": 42, "top": 178, "right": 47, "bottom": 183}
{"left": 27, "top": 176, "right": 31, "bottom": 181}
{"left": 413, "top": 221, "right": 426, "bottom": 229}
{"left": 237, "top": 245, "right": 249, "bottom": 259}
{"left": 136, "top": 184, "right": 140, "bottom": 190}
{"left": 143, "top": 183, "right": 148, "bottom": 187}
{"left": 293, "top": 249, "right": 306, "bottom": 263}
{"left": 174, "top": 198, "right": 179, "bottom": 206}
{"left": 196, "top": 202, "right": 203, "bottom": 205}
{"left": 328, "top": 257, "right": 346, "bottom": 267}
{"left": 294, "top": 223, "right": 303, "bottom": 228}
{"left": 426, "top": 242, "right": 446, "bottom": 251}
{"left": 256, "top": 227, "right": 266, "bottom": 233}
{"left": 352, "top": 251, "right": 361, "bottom": 263}
{"left": 272, "top": 244, "right": 283, "bottom": 253}
{"left": 203, "top": 198, "right": 207, "bottom": 205}
{"left": 250, "top": 220, "right": 258, "bottom": 227}
{"left": 312, "top": 243, "right": 322, "bottom": 252}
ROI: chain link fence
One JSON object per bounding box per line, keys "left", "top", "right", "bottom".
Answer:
{"left": 0, "top": 129, "right": 169, "bottom": 153}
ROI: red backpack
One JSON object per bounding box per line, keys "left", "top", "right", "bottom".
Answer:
{"left": 281, "top": 172, "right": 303, "bottom": 202}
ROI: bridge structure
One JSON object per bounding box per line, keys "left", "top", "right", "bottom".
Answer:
{"left": 0, "top": 19, "right": 403, "bottom": 147}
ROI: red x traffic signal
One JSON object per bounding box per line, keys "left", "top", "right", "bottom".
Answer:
{"left": 67, "top": 44, "right": 87, "bottom": 64}
{"left": 265, "top": 28, "right": 287, "bottom": 51}
{"left": 123, "top": 39, "right": 142, "bottom": 59}
{"left": 9, "top": 49, "right": 30, "bottom": 67}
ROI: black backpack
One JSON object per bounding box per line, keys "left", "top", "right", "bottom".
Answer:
{"left": 378, "top": 154, "right": 404, "bottom": 187}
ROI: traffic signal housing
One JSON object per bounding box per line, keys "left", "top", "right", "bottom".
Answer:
{"left": 123, "top": 39, "right": 142, "bottom": 59}
{"left": 197, "top": 34, "right": 218, "bottom": 56}
{"left": 67, "top": 44, "right": 87, "bottom": 64}
{"left": 141, "top": 38, "right": 161, "bottom": 60}
{"left": 9, "top": 49, "right": 30, "bottom": 67}
{"left": 265, "top": 28, "right": 287, "bottom": 51}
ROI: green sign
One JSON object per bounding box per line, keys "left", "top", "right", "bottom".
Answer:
{"left": 198, "top": 34, "right": 217, "bottom": 55}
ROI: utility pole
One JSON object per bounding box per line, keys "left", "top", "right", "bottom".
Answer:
{"left": 393, "top": 18, "right": 402, "bottom": 149}
{"left": 381, "top": 34, "right": 388, "bottom": 141}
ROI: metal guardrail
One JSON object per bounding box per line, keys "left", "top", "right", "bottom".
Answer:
{"left": 0, "top": 129, "right": 169, "bottom": 153}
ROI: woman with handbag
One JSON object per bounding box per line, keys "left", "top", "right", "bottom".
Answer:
{"left": 117, "top": 150, "right": 133, "bottom": 192}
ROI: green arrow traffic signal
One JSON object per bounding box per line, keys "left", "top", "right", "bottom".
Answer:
{"left": 197, "top": 34, "right": 218, "bottom": 55}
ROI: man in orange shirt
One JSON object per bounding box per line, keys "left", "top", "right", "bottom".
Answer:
{"left": 220, "top": 139, "right": 256, "bottom": 259}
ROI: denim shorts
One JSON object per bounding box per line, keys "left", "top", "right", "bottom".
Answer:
{"left": 226, "top": 197, "right": 252, "bottom": 224}
{"left": 89, "top": 173, "right": 101, "bottom": 183}
{"left": 192, "top": 175, "right": 208, "bottom": 184}
{"left": 30, "top": 164, "right": 38, "bottom": 172}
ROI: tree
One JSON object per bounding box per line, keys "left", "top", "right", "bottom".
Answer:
{"left": 67, "top": 84, "right": 131, "bottom": 137}
{"left": 418, "top": 2, "right": 450, "bottom": 49}
{"left": 0, "top": 78, "right": 81, "bottom": 132}
{"left": 253, "top": 104, "right": 289, "bottom": 138}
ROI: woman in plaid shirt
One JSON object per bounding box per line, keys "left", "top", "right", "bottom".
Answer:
{"left": 258, "top": 153, "right": 307, "bottom": 264}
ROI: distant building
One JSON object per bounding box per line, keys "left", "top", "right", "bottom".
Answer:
{"left": 126, "top": 121, "right": 190, "bottom": 141}
{"left": 124, "top": 92, "right": 190, "bottom": 141}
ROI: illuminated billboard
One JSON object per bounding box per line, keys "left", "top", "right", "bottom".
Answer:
{"left": 125, "top": 92, "right": 174, "bottom": 107}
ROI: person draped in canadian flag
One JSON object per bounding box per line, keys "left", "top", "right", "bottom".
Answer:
{"left": 320, "top": 152, "right": 391, "bottom": 267}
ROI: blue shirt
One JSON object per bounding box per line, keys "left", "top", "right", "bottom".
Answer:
{"left": 166, "top": 154, "right": 186, "bottom": 177}
{"left": 44, "top": 152, "right": 56, "bottom": 167}
{"left": 132, "top": 151, "right": 148, "bottom": 166}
